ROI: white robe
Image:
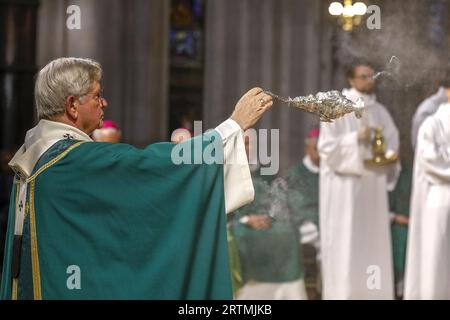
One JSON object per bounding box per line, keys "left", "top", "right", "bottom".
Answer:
{"left": 236, "top": 278, "right": 308, "bottom": 300}
{"left": 404, "top": 103, "right": 450, "bottom": 300}
{"left": 318, "top": 88, "right": 401, "bottom": 299}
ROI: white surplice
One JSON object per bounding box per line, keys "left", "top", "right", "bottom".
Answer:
{"left": 404, "top": 103, "right": 450, "bottom": 300}
{"left": 318, "top": 88, "right": 401, "bottom": 299}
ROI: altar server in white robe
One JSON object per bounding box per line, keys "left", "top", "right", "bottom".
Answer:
{"left": 318, "top": 61, "right": 401, "bottom": 299}
{"left": 404, "top": 99, "right": 450, "bottom": 300}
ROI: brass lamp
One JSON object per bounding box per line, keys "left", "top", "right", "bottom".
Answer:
{"left": 328, "top": 0, "right": 368, "bottom": 32}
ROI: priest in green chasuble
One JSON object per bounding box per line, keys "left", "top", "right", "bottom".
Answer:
{"left": 231, "top": 135, "right": 308, "bottom": 300}
{"left": 0, "top": 57, "right": 273, "bottom": 300}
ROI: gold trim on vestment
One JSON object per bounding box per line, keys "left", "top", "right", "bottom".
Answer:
{"left": 26, "top": 141, "right": 86, "bottom": 300}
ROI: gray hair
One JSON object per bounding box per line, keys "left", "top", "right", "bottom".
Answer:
{"left": 35, "top": 57, "right": 103, "bottom": 120}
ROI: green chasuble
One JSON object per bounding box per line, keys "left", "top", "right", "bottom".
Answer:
{"left": 226, "top": 226, "right": 243, "bottom": 295}
{"left": 1, "top": 132, "right": 232, "bottom": 300}
{"left": 286, "top": 161, "right": 319, "bottom": 228}
{"left": 389, "top": 164, "right": 412, "bottom": 280}
{"left": 231, "top": 172, "right": 304, "bottom": 283}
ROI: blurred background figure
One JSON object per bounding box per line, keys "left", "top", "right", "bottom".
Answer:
{"left": 170, "top": 128, "right": 192, "bottom": 143}
{"left": 318, "top": 61, "right": 400, "bottom": 299}
{"left": 177, "top": 111, "right": 194, "bottom": 137}
{"left": 92, "top": 120, "right": 122, "bottom": 144}
{"left": 231, "top": 135, "right": 308, "bottom": 300}
{"left": 287, "top": 128, "right": 321, "bottom": 299}
{"left": 388, "top": 162, "right": 412, "bottom": 299}
{"left": 405, "top": 82, "right": 450, "bottom": 300}
{"left": 411, "top": 65, "right": 450, "bottom": 150}
{"left": 227, "top": 217, "right": 244, "bottom": 298}
{"left": 170, "top": 111, "right": 194, "bottom": 143}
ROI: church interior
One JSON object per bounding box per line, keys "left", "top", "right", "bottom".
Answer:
{"left": 1, "top": 0, "right": 450, "bottom": 301}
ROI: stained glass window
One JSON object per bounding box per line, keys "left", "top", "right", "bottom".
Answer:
{"left": 168, "top": 0, "right": 205, "bottom": 138}
{"left": 170, "top": 0, "right": 204, "bottom": 68}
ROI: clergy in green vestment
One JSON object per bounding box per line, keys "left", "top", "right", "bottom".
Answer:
{"left": 287, "top": 128, "right": 320, "bottom": 231}
{"left": 0, "top": 57, "right": 274, "bottom": 300}
{"left": 227, "top": 225, "right": 244, "bottom": 296}
{"left": 286, "top": 128, "right": 321, "bottom": 298}
{"left": 388, "top": 163, "right": 412, "bottom": 298}
{"left": 231, "top": 137, "right": 307, "bottom": 300}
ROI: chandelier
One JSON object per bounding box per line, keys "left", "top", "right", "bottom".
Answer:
{"left": 328, "top": 0, "right": 368, "bottom": 31}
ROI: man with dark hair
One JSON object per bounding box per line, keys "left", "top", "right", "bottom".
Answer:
{"left": 411, "top": 65, "right": 450, "bottom": 149}
{"left": 318, "top": 61, "right": 401, "bottom": 299}
{"left": 345, "top": 60, "right": 375, "bottom": 80}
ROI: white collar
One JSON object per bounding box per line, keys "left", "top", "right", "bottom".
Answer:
{"left": 302, "top": 156, "right": 319, "bottom": 174}
{"left": 9, "top": 120, "right": 92, "bottom": 178}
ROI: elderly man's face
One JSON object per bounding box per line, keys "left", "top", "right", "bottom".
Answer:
{"left": 77, "top": 81, "right": 107, "bottom": 134}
